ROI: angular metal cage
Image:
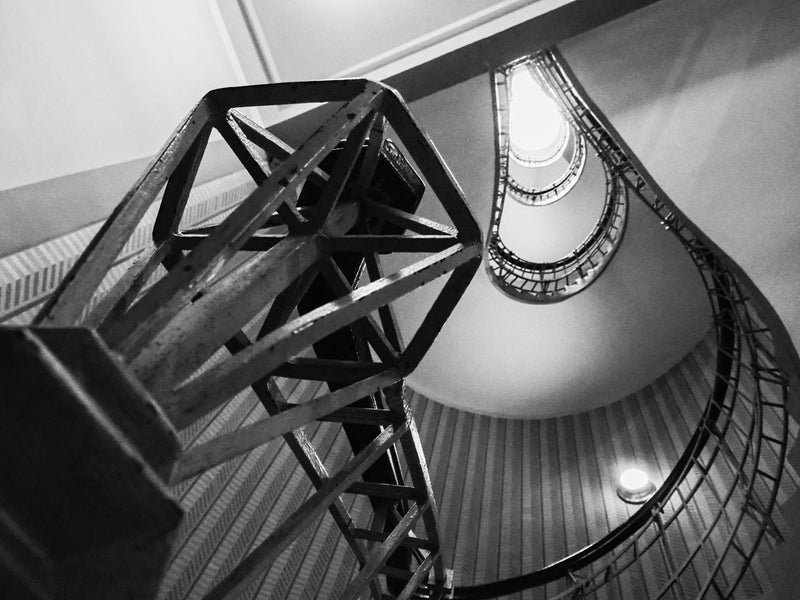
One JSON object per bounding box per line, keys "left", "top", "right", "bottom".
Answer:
{"left": 1, "top": 79, "right": 482, "bottom": 600}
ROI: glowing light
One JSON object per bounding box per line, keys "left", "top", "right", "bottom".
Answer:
{"left": 508, "top": 67, "right": 566, "bottom": 156}
{"left": 620, "top": 468, "right": 650, "bottom": 491}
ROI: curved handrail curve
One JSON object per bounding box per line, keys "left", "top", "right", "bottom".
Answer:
{"left": 454, "top": 258, "right": 735, "bottom": 599}
{"left": 507, "top": 127, "right": 587, "bottom": 206}
{"left": 485, "top": 59, "right": 628, "bottom": 304}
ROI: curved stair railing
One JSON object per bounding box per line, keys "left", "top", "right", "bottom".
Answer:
{"left": 454, "top": 49, "right": 796, "bottom": 600}
{"left": 504, "top": 111, "right": 586, "bottom": 207}
{"left": 486, "top": 58, "right": 628, "bottom": 304}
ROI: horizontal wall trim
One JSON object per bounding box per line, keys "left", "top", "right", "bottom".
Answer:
{"left": 0, "top": 139, "right": 245, "bottom": 259}
{"left": 0, "top": 170, "right": 255, "bottom": 325}
{"left": 330, "top": 0, "right": 574, "bottom": 81}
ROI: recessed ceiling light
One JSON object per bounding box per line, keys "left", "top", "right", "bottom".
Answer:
{"left": 617, "top": 467, "right": 656, "bottom": 504}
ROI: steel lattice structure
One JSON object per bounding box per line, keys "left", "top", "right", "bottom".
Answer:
{"left": 2, "top": 79, "right": 482, "bottom": 600}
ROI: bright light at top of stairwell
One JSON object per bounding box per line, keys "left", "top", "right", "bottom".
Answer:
{"left": 508, "top": 65, "right": 567, "bottom": 164}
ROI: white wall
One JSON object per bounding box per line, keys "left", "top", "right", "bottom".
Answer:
{"left": 0, "top": 0, "right": 242, "bottom": 191}
{"left": 560, "top": 0, "right": 800, "bottom": 373}
{"left": 386, "top": 73, "right": 710, "bottom": 418}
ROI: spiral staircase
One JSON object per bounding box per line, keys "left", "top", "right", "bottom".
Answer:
{"left": 1, "top": 50, "right": 799, "bottom": 600}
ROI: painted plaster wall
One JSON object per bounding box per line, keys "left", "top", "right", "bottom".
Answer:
{"left": 386, "top": 72, "right": 710, "bottom": 417}
{"left": 1, "top": 174, "right": 794, "bottom": 599}
{"left": 0, "top": 0, "right": 242, "bottom": 191}
{"left": 0, "top": 0, "right": 248, "bottom": 256}
{"left": 559, "top": 0, "right": 800, "bottom": 374}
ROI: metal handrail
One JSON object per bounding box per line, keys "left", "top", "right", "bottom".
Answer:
{"left": 486, "top": 58, "right": 628, "bottom": 304}
{"left": 455, "top": 48, "right": 794, "bottom": 600}
{"left": 506, "top": 126, "right": 586, "bottom": 206}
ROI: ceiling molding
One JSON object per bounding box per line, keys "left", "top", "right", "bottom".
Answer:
{"left": 236, "top": 0, "right": 281, "bottom": 82}
{"left": 384, "top": 0, "right": 661, "bottom": 103}
{"left": 330, "top": 0, "right": 573, "bottom": 81}
{"left": 264, "top": 0, "right": 659, "bottom": 130}
{"left": 205, "top": 0, "right": 249, "bottom": 86}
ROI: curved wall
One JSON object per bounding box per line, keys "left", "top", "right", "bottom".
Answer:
{"left": 498, "top": 142, "right": 607, "bottom": 263}
{"left": 3, "top": 215, "right": 797, "bottom": 599}
{"left": 2, "top": 2, "right": 798, "bottom": 598}
{"left": 0, "top": 1, "right": 246, "bottom": 258}
{"left": 558, "top": 0, "right": 800, "bottom": 383}
{"left": 408, "top": 332, "right": 799, "bottom": 598}
{"left": 385, "top": 72, "right": 710, "bottom": 417}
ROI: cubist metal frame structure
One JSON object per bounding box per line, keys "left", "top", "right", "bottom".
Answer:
{"left": 2, "top": 79, "right": 482, "bottom": 600}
